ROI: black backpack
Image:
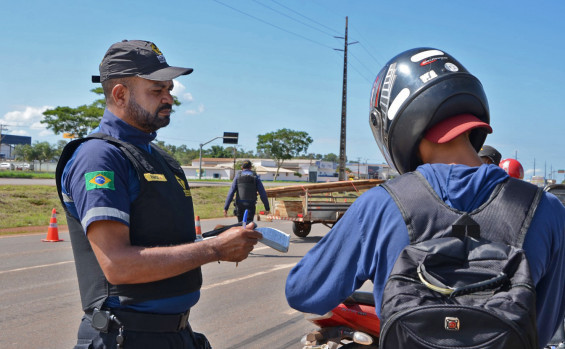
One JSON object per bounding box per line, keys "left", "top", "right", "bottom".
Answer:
{"left": 379, "top": 171, "right": 543, "bottom": 348}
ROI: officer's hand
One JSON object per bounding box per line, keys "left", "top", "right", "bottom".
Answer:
{"left": 211, "top": 223, "right": 262, "bottom": 263}
{"left": 223, "top": 210, "right": 228, "bottom": 217}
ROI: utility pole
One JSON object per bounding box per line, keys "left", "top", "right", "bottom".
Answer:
{"left": 334, "top": 16, "right": 357, "bottom": 181}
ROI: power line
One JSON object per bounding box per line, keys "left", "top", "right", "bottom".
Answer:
{"left": 212, "top": 0, "right": 379, "bottom": 85}
{"left": 252, "top": 0, "right": 336, "bottom": 37}
{"left": 349, "top": 25, "right": 388, "bottom": 66}
{"left": 211, "top": 0, "right": 334, "bottom": 49}
{"left": 331, "top": 50, "right": 373, "bottom": 84}
{"left": 267, "top": 0, "right": 341, "bottom": 36}
{"left": 349, "top": 52, "right": 376, "bottom": 80}
{"left": 357, "top": 42, "right": 384, "bottom": 67}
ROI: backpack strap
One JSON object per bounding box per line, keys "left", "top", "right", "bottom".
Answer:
{"left": 382, "top": 171, "right": 543, "bottom": 247}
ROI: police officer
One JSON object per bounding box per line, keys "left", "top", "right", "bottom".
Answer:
{"left": 56, "top": 40, "right": 262, "bottom": 349}
{"left": 223, "top": 160, "right": 270, "bottom": 223}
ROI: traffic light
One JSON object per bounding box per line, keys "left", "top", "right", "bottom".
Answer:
{"left": 223, "top": 132, "right": 238, "bottom": 144}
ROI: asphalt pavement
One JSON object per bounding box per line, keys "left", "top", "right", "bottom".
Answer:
{"left": 0, "top": 217, "right": 338, "bottom": 349}
{"left": 0, "top": 178, "right": 292, "bottom": 187}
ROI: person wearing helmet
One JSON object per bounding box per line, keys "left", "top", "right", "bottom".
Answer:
{"left": 285, "top": 48, "right": 565, "bottom": 347}
{"left": 500, "top": 158, "right": 525, "bottom": 179}
{"left": 478, "top": 145, "right": 502, "bottom": 165}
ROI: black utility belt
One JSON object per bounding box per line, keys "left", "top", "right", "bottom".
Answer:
{"left": 91, "top": 308, "right": 191, "bottom": 333}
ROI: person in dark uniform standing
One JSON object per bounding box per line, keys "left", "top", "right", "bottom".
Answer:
{"left": 56, "top": 40, "right": 262, "bottom": 349}
{"left": 224, "top": 160, "right": 270, "bottom": 223}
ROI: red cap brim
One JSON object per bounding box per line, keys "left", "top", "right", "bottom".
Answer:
{"left": 424, "top": 114, "right": 492, "bottom": 144}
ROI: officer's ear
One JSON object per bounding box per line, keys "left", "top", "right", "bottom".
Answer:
{"left": 111, "top": 83, "right": 129, "bottom": 108}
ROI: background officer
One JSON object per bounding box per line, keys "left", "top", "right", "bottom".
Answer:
{"left": 224, "top": 160, "right": 270, "bottom": 223}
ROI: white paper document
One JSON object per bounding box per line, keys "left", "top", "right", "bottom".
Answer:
{"left": 255, "top": 227, "right": 290, "bottom": 253}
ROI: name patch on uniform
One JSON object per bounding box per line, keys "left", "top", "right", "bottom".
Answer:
{"left": 144, "top": 173, "right": 167, "bottom": 182}
{"left": 85, "top": 171, "right": 115, "bottom": 191}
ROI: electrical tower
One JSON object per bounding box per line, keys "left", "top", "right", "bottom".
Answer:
{"left": 334, "top": 17, "right": 357, "bottom": 181}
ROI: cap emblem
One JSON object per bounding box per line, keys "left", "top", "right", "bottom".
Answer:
{"left": 151, "top": 43, "right": 167, "bottom": 63}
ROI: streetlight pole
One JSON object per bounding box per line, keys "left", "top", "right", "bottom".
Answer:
{"left": 198, "top": 136, "right": 224, "bottom": 179}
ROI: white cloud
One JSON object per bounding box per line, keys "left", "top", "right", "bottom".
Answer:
{"left": 1, "top": 105, "right": 54, "bottom": 140}
{"left": 10, "top": 129, "right": 29, "bottom": 136}
{"left": 2, "top": 105, "right": 52, "bottom": 127}
{"left": 186, "top": 104, "right": 205, "bottom": 115}
{"left": 39, "top": 129, "right": 55, "bottom": 137}
{"left": 172, "top": 80, "right": 194, "bottom": 103}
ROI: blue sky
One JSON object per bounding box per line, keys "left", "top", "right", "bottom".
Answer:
{"left": 1, "top": 0, "right": 564, "bottom": 180}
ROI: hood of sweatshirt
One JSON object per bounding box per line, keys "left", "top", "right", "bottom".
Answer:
{"left": 416, "top": 163, "right": 509, "bottom": 212}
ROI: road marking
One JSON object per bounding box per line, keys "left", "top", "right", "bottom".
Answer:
{"left": 0, "top": 260, "right": 74, "bottom": 275}
{"left": 283, "top": 308, "right": 299, "bottom": 315}
{"left": 201, "top": 263, "right": 296, "bottom": 290}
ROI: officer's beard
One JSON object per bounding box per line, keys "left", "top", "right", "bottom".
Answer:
{"left": 126, "top": 92, "right": 172, "bottom": 133}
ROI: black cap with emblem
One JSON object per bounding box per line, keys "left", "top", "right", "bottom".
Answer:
{"left": 92, "top": 40, "right": 193, "bottom": 83}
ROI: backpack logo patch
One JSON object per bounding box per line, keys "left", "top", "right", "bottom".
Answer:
{"left": 445, "top": 317, "right": 460, "bottom": 331}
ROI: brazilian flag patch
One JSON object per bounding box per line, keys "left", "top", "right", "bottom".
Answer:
{"left": 85, "top": 171, "right": 115, "bottom": 191}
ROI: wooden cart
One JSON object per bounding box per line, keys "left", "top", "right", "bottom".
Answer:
{"left": 258, "top": 179, "right": 384, "bottom": 237}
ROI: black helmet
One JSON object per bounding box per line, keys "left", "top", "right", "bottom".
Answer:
{"left": 369, "top": 47, "right": 490, "bottom": 174}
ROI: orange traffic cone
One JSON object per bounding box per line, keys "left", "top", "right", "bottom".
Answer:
{"left": 195, "top": 216, "right": 203, "bottom": 242}
{"left": 42, "top": 208, "right": 63, "bottom": 242}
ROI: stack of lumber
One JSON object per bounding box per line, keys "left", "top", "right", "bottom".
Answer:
{"left": 265, "top": 179, "right": 384, "bottom": 198}
{"left": 273, "top": 201, "right": 303, "bottom": 217}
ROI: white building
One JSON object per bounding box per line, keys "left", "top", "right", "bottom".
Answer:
{"left": 181, "top": 157, "right": 396, "bottom": 182}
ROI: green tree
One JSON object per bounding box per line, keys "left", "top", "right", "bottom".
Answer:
{"left": 154, "top": 140, "right": 199, "bottom": 166}
{"left": 256, "top": 128, "right": 313, "bottom": 180}
{"left": 13, "top": 144, "right": 35, "bottom": 162}
{"left": 13, "top": 142, "right": 56, "bottom": 171}
{"left": 55, "top": 140, "right": 68, "bottom": 157}
{"left": 322, "top": 153, "right": 339, "bottom": 163}
{"left": 41, "top": 88, "right": 105, "bottom": 138}
{"left": 34, "top": 142, "right": 56, "bottom": 171}
{"left": 208, "top": 145, "right": 232, "bottom": 158}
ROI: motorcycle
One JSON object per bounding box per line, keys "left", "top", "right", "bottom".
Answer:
{"left": 300, "top": 289, "right": 565, "bottom": 349}
{"left": 301, "top": 291, "right": 380, "bottom": 349}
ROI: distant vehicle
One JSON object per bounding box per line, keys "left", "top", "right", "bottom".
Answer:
{"left": 0, "top": 162, "right": 13, "bottom": 170}
{"left": 15, "top": 163, "right": 31, "bottom": 170}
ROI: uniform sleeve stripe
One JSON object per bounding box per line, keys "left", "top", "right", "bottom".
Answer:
{"left": 81, "top": 207, "right": 130, "bottom": 230}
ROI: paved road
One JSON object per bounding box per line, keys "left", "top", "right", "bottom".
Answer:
{"left": 0, "top": 217, "right": 338, "bottom": 349}
{"left": 0, "top": 178, "right": 293, "bottom": 187}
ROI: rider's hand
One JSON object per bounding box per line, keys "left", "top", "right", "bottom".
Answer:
{"left": 223, "top": 210, "right": 228, "bottom": 217}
